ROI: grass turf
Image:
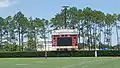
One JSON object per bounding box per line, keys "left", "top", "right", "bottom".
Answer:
{"left": 0, "top": 57, "right": 120, "bottom": 68}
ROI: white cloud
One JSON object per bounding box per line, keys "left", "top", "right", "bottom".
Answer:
{"left": 0, "top": 0, "right": 18, "bottom": 8}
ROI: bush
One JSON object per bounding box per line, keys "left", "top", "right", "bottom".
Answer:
{"left": 0, "top": 51, "right": 45, "bottom": 58}
{"left": 0, "top": 51, "right": 94, "bottom": 58}
{"left": 0, "top": 50, "right": 120, "bottom": 58}
{"left": 71, "top": 51, "right": 94, "bottom": 57}
{"left": 98, "top": 50, "right": 120, "bottom": 57}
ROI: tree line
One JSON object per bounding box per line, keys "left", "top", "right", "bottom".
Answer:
{"left": 0, "top": 6, "right": 120, "bottom": 51}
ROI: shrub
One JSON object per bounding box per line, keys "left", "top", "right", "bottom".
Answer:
{"left": 0, "top": 50, "right": 120, "bottom": 58}
{"left": 98, "top": 50, "right": 120, "bottom": 57}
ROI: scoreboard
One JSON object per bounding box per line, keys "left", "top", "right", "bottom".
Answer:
{"left": 52, "top": 29, "right": 78, "bottom": 50}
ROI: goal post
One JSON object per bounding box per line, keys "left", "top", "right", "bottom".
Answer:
{"left": 95, "top": 50, "right": 97, "bottom": 57}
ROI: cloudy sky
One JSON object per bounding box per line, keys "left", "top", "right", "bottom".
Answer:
{"left": 0, "top": 0, "right": 17, "bottom": 7}
{"left": 0, "top": 0, "right": 120, "bottom": 45}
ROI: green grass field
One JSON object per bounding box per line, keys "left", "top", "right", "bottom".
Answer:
{"left": 0, "top": 57, "right": 120, "bottom": 68}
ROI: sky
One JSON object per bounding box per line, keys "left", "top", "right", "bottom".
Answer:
{"left": 0, "top": 0, "right": 120, "bottom": 19}
{"left": 0, "top": 0, "right": 120, "bottom": 45}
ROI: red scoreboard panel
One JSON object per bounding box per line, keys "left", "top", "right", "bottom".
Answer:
{"left": 52, "top": 29, "right": 78, "bottom": 50}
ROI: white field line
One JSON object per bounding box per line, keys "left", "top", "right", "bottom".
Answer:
{"left": 60, "top": 58, "right": 114, "bottom": 68}
{"left": 60, "top": 59, "right": 100, "bottom": 68}
{"left": 16, "top": 64, "right": 28, "bottom": 66}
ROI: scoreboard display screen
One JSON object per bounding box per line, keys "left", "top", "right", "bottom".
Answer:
{"left": 57, "top": 37, "right": 72, "bottom": 46}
